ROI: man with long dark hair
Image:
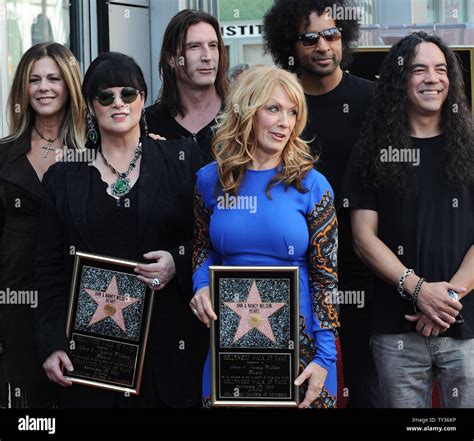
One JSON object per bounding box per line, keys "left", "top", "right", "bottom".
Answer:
{"left": 343, "top": 32, "right": 474, "bottom": 407}
{"left": 145, "top": 10, "right": 228, "bottom": 405}
{"left": 263, "top": 0, "right": 378, "bottom": 408}
{"left": 145, "top": 9, "right": 229, "bottom": 164}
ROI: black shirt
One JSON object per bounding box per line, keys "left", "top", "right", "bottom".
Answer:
{"left": 302, "top": 73, "right": 375, "bottom": 281}
{"left": 145, "top": 104, "right": 216, "bottom": 165}
{"left": 343, "top": 135, "right": 474, "bottom": 338}
{"left": 86, "top": 167, "right": 139, "bottom": 261}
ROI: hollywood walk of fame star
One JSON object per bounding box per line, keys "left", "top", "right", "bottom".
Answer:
{"left": 84, "top": 274, "right": 139, "bottom": 333}
{"left": 224, "top": 280, "right": 285, "bottom": 343}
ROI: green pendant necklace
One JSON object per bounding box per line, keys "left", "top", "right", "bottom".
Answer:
{"left": 99, "top": 142, "right": 142, "bottom": 198}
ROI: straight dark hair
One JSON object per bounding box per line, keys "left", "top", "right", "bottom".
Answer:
{"left": 82, "top": 52, "right": 148, "bottom": 106}
{"left": 156, "top": 9, "right": 229, "bottom": 117}
{"left": 82, "top": 52, "right": 148, "bottom": 148}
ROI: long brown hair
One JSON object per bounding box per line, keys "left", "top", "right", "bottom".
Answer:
{"left": 156, "top": 9, "right": 229, "bottom": 117}
{"left": 4, "top": 43, "right": 86, "bottom": 150}
{"left": 213, "top": 65, "right": 314, "bottom": 198}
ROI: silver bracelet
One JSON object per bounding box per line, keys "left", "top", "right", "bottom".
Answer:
{"left": 398, "top": 268, "right": 414, "bottom": 300}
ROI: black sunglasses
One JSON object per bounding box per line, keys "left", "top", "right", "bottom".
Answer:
{"left": 95, "top": 87, "right": 140, "bottom": 106}
{"left": 297, "top": 28, "right": 342, "bottom": 47}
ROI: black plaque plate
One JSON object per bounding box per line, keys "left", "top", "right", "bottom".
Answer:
{"left": 64, "top": 252, "right": 154, "bottom": 394}
{"left": 210, "top": 266, "right": 299, "bottom": 407}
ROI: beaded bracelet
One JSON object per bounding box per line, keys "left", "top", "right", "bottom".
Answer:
{"left": 412, "top": 277, "right": 425, "bottom": 311}
{"left": 398, "top": 268, "right": 414, "bottom": 300}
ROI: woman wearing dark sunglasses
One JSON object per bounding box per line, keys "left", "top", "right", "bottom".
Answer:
{"left": 34, "top": 52, "right": 203, "bottom": 407}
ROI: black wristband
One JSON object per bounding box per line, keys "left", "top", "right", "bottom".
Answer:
{"left": 412, "top": 277, "right": 425, "bottom": 310}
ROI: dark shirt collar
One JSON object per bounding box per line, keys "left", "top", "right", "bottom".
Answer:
{"left": 3, "top": 128, "right": 33, "bottom": 163}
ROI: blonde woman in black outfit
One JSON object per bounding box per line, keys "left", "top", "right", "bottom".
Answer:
{"left": 0, "top": 42, "right": 85, "bottom": 408}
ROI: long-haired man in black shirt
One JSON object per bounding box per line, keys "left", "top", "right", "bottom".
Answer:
{"left": 263, "top": 0, "right": 378, "bottom": 408}
{"left": 145, "top": 10, "right": 229, "bottom": 405}
{"left": 146, "top": 9, "right": 229, "bottom": 164}
{"left": 343, "top": 32, "right": 474, "bottom": 407}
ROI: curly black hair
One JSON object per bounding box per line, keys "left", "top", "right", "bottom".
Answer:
{"left": 356, "top": 32, "right": 474, "bottom": 193}
{"left": 262, "top": 0, "right": 361, "bottom": 73}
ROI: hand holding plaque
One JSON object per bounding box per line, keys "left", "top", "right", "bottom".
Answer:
{"left": 190, "top": 287, "right": 217, "bottom": 327}
{"left": 42, "top": 350, "right": 74, "bottom": 387}
{"left": 294, "top": 361, "right": 329, "bottom": 408}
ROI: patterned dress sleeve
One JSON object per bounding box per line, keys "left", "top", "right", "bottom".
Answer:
{"left": 192, "top": 167, "right": 219, "bottom": 293}
{"left": 306, "top": 174, "right": 340, "bottom": 371}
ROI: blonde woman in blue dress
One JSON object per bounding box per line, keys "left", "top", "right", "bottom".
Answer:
{"left": 191, "top": 65, "right": 340, "bottom": 408}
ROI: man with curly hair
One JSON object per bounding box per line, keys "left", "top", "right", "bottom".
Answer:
{"left": 263, "top": 0, "right": 378, "bottom": 408}
{"left": 343, "top": 32, "right": 474, "bottom": 408}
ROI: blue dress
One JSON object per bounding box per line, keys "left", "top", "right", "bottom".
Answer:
{"left": 193, "top": 162, "right": 339, "bottom": 408}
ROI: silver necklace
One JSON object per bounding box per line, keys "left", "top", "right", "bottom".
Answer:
{"left": 98, "top": 142, "right": 142, "bottom": 197}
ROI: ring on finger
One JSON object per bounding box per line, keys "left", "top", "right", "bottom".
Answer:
{"left": 151, "top": 278, "right": 161, "bottom": 288}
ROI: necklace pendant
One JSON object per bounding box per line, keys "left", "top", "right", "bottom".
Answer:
{"left": 42, "top": 143, "right": 55, "bottom": 158}
{"left": 111, "top": 177, "right": 130, "bottom": 197}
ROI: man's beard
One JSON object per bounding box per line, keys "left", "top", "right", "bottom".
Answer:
{"left": 300, "top": 55, "right": 339, "bottom": 77}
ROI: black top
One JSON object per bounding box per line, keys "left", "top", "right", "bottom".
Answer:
{"left": 0, "top": 132, "right": 43, "bottom": 291}
{"left": 342, "top": 135, "right": 474, "bottom": 338}
{"left": 0, "top": 131, "right": 55, "bottom": 407}
{"left": 145, "top": 104, "right": 216, "bottom": 165}
{"left": 302, "top": 73, "right": 375, "bottom": 280}
{"left": 87, "top": 167, "right": 139, "bottom": 260}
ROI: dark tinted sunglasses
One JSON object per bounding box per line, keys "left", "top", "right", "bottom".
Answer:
{"left": 297, "top": 28, "right": 342, "bottom": 47}
{"left": 95, "top": 87, "right": 140, "bottom": 106}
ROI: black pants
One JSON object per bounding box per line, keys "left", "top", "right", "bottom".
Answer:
{"left": 338, "top": 275, "right": 380, "bottom": 408}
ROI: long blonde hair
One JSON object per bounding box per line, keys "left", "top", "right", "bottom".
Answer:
{"left": 5, "top": 43, "right": 86, "bottom": 150}
{"left": 213, "top": 65, "right": 314, "bottom": 197}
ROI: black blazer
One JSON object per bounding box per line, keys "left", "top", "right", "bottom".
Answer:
{"left": 34, "top": 137, "right": 204, "bottom": 407}
{"left": 0, "top": 130, "right": 55, "bottom": 407}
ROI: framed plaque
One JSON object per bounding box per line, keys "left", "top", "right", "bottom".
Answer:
{"left": 210, "top": 266, "right": 299, "bottom": 407}
{"left": 64, "top": 251, "right": 155, "bottom": 395}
